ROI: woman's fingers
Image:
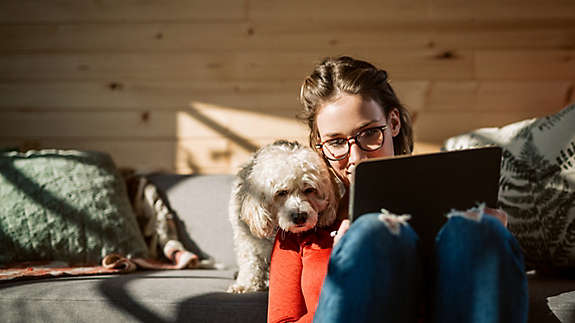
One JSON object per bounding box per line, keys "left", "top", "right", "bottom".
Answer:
{"left": 333, "top": 219, "right": 351, "bottom": 246}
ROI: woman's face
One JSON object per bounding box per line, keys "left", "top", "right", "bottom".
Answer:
{"left": 316, "top": 94, "right": 401, "bottom": 186}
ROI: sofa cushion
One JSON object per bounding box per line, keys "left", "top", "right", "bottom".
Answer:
{"left": 0, "top": 269, "right": 267, "bottom": 323}
{"left": 444, "top": 104, "right": 575, "bottom": 269}
{"left": 1, "top": 269, "right": 573, "bottom": 323}
{"left": 147, "top": 174, "right": 237, "bottom": 268}
{"left": 0, "top": 149, "right": 148, "bottom": 265}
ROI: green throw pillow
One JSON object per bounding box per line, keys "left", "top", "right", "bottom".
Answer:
{"left": 0, "top": 149, "right": 148, "bottom": 265}
{"left": 444, "top": 104, "right": 575, "bottom": 269}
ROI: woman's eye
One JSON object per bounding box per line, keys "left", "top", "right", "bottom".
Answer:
{"left": 361, "top": 128, "right": 379, "bottom": 137}
{"left": 327, "top": 139, "right": 347, "bottom": 148}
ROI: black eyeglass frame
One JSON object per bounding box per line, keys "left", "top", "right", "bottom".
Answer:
{"left": 315, "top": 125, "right": 388, "bottom": 161}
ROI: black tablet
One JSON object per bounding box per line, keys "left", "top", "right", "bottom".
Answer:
{"left": 349, "top": 146, "right": 502, "bottom": 246}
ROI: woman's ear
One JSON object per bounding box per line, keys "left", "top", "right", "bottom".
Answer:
{"left": 388, "top": 108, "right": 401, "bottom": 137}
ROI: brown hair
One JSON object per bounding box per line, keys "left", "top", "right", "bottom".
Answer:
{"left": 298, "top": 56, "right": 413, "bottom": 156}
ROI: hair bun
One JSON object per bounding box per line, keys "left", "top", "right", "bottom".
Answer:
{"left": 378, "top": 69, "right": 388, "bottom": 82}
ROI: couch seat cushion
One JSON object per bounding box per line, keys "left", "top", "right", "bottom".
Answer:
{"left": 0, "top": 269, "right": 267, "bottom": 323}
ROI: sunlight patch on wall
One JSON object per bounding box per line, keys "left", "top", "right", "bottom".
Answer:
{"left": 175, "top": 101, "right": 308, "bottom": 174}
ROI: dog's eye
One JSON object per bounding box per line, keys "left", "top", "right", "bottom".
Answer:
{"left": 304, "top": 187, "right": 317, "bottom": 194}
{"left": 276, "top": 190, "right": 289, "bottom": 198}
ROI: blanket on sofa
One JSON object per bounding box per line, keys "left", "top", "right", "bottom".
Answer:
{"left": 0, "top": 251, "right": 201, "bottom": 282}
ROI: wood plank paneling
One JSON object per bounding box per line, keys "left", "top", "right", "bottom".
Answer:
{"left": 176, "top": 139, "right": 232, "bottom": 174}
{"left": 0, "top": 139, "right": 176, "bottom": 172}
{"left": 3, "top": 21, "right": 575, "bottom": 54}
{"left": 177, "top": 105, "right": 308, "bottom": 139}
{"left": 0, "top": 53, "right": 245, "bottom": 82}
{"left": 1, "top": 1, "right": 573, "bottom": 174}
{"left": 2, "top": 80, "right": 570, "bottom": 114}
{"left": 248, "top": 0, "right": 430, "bottom": 24}
{"left": 430, "top": 0, "right": 575, "bottom": 21}
{"left": 0, "top": 0, "right": 246, "bottom": 23}
{"left": 0, "top": 50, "right": 474, "bottom": 82}
{"left": 429, "top": 20, "right": 575, "bottom": 50}
{"left": 0, "top": 23, "right": 252, "bottom": 53}
{"left": 0, "top": 22, "right": 430, "bottom": 53}
{"left": 0, "top": 107, "right": 307, "bottom": 140}
{"left": 178, "top": 137, "right": 311, "bottom": 174}
{"left": 0, "top": 110, "right": 177, "bottom": 138}
{"left": 475, "top": 50, "right": 575, "bottom": 80}
{"left": 0, "top": 137, "right": 303, "bottom": 174}
{"left": 227, "top": 137, "right": 310, "bottom": 174}
{"left": 413, "top": 112, "right": 549, "bottom": 144}
{"left": 0, "top": 52, "right": 319, "bottom": 82}
{"left": 0, "top": 80, "right": 302, "bottom": 111}
{"left": 390, "top": 81, "right": 430, "bottom": 113}
{"left": 425, "top": 81, "right": 573, "bottom": 112}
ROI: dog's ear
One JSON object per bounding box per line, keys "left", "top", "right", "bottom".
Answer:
{"left": 239, "top": 186, "right": 275, "bottom": 239}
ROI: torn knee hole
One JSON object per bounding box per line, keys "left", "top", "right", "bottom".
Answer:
{"left": 447, "top": 203, "right": 485, "bottom": 222}
{"left": 377, "top": 209, "right": 411, "bottom": 235}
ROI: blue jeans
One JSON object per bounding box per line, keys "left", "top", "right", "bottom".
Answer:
{"left": 313, "top": 209, "right": 528, "bottom": 323}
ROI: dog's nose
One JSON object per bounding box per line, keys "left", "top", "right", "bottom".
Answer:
{"left": 291, "top": 212, "right": 308, "bottom": 225}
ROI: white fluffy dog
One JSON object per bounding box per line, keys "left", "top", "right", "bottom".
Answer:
{"left": 227, "top": 140, "right": 339, "bottom": 293}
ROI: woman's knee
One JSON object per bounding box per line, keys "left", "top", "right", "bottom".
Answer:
{"left": 437, "top": 206, "right": 523, "bottom": 261}
{"left": 348, "top": 211, "right": 417, "bottom": 242}
{"left": 325, "top": 211, "right": 422, "bottom": 301}
{"left": 332, "top": 211, "right": 419, "bottom": 265}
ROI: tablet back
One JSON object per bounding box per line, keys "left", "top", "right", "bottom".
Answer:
{"left": 350, "top": 147, "right": 502, "bottom": 247}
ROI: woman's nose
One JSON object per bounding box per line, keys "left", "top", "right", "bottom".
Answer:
{"left": 347, "top": 141, "right": 367, "bottom": 164}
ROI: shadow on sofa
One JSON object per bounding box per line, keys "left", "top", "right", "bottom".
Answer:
{"left": 97, "top": 271, "right": 267, "bottom": 323}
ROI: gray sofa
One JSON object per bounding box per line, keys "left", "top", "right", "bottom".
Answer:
{"left": 1, "top": 173, "right": 574, "bottom": 322}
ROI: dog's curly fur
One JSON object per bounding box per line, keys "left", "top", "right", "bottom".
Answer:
{"left": 227, "top": 140, "right": 339, "bottom": 293}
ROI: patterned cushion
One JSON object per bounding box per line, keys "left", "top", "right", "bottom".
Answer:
{"left": 444, "top": 104, "right": 575, "bottom": 269}
{"left": 0, "top": 149, "right": 148, "bottom": 265}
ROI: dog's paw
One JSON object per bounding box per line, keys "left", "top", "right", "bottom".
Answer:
{"left": 226, "top": 283, "right": 267, "bottom": 294}
{"left": 227, "top": 284, "right": 249, "bottom": 294}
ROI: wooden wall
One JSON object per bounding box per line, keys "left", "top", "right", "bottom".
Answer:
{"left": 1, "top": 0, "right": 574, "bottom": 174}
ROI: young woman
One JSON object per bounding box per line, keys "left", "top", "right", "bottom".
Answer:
{"left": 267, "top": 56, "right": 528, "bottom": 323}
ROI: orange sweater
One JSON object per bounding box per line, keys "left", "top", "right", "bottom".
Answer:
{"left": 267, "top": 224, "right": 338, "bottom": 323}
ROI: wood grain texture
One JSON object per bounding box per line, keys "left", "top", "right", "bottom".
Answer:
{"left": 248, "top": 0, "right": 430, "bottom": 24}
{"left": 425, "top": 81, "right": 573, "bottom": 112}
{"left": 0, "top": 0, "right": 246, "bottom": 23}
{"left": 429, "top": 0, "right": 575, "bottom": 21}
{"left": 0, "top": 138, "right": 176, "bottom": 172}
{"left": 2, "top": 20, "right": 575, "bottom": 54}
{"left": 413, "top": 111, "right": 554, "bottom": 143}
{"left": 1, "top": 1, "right": 573, "bottom": 173}
{"left": 0, "top": 107, "right": 307, "bottom": 139}
{"left": 475, "top": 50, "right": 575, "bottom": 80}
{"left": 0, "top": 50, "right": 474, "bottom": 82}
{"left": 0, "top": 80, "right": 302, "bottom": 111}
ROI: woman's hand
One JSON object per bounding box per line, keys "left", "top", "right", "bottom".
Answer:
{"left": 333, "top": 219, "right": 351, "bottom": 246}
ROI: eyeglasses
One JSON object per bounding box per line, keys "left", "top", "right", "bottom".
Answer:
{"left": 316, "top": 125, "right": 387, "bottom": 161}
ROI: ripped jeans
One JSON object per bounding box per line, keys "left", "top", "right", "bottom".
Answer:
{"left": 313, "top": 208, "right": 528, "bottom": 323}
